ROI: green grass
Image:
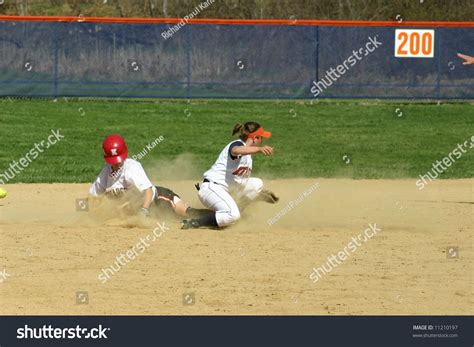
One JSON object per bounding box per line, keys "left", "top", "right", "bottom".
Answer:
{"left": 0, "top": 98, "right": 472, "bottom": 183}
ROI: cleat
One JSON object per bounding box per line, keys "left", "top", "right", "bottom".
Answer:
{"left": 181, "top": 219, "right": 200, "bottom": 229}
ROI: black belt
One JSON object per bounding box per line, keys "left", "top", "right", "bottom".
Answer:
{"left": 203, "top": 178, "right": 222, "bottom": 186}
{"left": 197, "top": 179, "right": 224, "bottom": 191}
{"left": 195, "top": 178, "right": 211, "bottom": 191}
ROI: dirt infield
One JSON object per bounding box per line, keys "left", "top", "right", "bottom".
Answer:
{"left": 0, "top": 179, "right": 472, "bottom": 315}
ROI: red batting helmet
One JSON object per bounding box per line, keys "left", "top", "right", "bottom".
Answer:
{"left": 102, "top": 134, "right": 128, "bottom": 165}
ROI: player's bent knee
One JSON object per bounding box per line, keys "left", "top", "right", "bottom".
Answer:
{"left": 243, "top": 177, "right": 264, "bottom": 200}
{"left": 218, "top": 208, "right": 241, "bottom": 226}
{"left": 230, "top": 208, "right": 241, "bottom": 223}
{"left": 227, "top": 208, "right": 241, "bottom": 225}
{"left": 250, "top": 177, "right": 263, "bottom": 189}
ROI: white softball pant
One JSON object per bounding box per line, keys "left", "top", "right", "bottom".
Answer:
{"left": 198, "top": 178, "right": 263, "bottom": 227}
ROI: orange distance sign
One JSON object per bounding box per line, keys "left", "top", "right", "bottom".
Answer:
{"left": 395, "top": 29, "right": 435, "bottom": 58}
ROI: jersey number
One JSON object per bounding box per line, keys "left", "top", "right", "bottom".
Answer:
{"left": 232, "top": 166, "right": 250, "bottom": 176}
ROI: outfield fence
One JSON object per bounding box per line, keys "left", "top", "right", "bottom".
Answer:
{"left": 0, "top": 16, "right": 473, "bottom": 99}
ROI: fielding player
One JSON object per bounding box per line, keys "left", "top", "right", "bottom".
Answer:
{"left": 90, "top": 134, "right": 208, "bottom": 219}
{"left": 181, "top": 122, "right": 279, "bottom": 229}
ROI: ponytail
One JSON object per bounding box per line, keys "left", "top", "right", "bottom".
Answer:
{"left": 231, "top": 121, "right": 261, "bottom": 141}
{"left": 232, "top": 123, "right": 243, "bottom": 136}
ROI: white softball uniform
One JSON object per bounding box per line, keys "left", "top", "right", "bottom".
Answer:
{"left": 89, "top": 158, "right": 156, "bottom": 199}
{"left": 199, "top": 140, "right": 263, "bottom": 227}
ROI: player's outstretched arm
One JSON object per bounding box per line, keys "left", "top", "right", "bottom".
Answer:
{"left": 457, "top": 53, "right": 474, "bottom": 65}
{"left": 231, "top": 145, "right": 273, "bottom": 156}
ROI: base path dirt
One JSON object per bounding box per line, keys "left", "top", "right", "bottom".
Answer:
{"left": 0, "top": 179, "right": 472, "bottom": 315}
